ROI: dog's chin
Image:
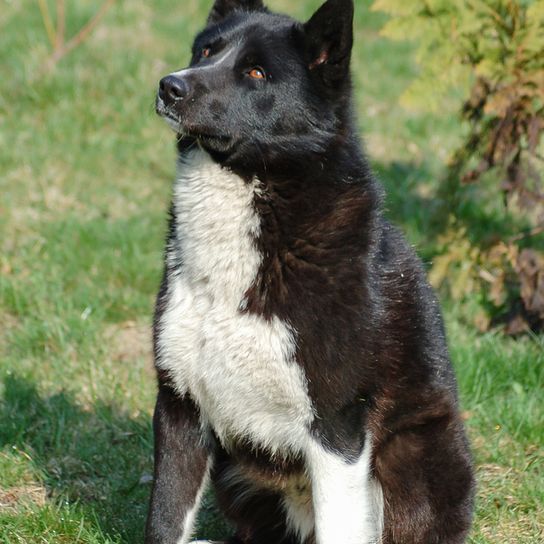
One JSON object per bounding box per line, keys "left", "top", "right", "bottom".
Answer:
{"left": 164, "top": 115, "right": 183, "bottom": 133}
{"left": 195, "top": 133, "right": 234, "bottom": 155}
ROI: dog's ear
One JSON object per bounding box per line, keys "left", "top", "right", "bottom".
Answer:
{"left": 208, "top": 0, "right": 264, "bottom": 24}
{"left": 304, "top": 0, "right": 354, "bottom": 86}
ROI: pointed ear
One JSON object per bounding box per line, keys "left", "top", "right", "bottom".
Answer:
{"left": 304, "top": 0, "right": 354, "bottom": 86}
{"left": 208, "top": 0, "right": 265, "bottom": 24}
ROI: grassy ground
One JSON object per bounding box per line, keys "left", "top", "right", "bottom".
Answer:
{"left": 1, "top": 0, "right": 542, "bottom": 542}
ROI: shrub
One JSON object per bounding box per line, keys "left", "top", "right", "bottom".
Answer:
{"left": 372, "top": 0, "right": 544, "bottom": 333}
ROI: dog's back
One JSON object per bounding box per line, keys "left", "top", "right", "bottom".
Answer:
{"left": 147, "top": 1, "right": 475, "bottom": 543}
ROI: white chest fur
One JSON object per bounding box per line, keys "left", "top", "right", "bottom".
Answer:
{"left": 156, "top": 148, "right": 314, "bottom": 455}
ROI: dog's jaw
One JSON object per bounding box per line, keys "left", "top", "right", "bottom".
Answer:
{"left": 156, "top": 96, "right": 183, "bottom": 133}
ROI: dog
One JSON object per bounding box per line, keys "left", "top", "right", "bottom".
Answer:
{"left": 147, "top": 1, "right": 475, "bottom": 543}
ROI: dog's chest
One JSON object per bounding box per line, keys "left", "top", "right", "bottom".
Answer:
{"left": 156, "top": 149, "right": 313, "bottom": 453}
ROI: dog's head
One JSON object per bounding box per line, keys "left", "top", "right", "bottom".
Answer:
{"left": 156, "top": 0, "right": 355, "bottom": 169}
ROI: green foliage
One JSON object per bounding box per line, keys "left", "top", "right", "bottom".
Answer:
{"left": 373, "top": 0, "right": 544, "bottom": 333}
{"left": 372, "top": 0, "right": 544, "bottom": 112}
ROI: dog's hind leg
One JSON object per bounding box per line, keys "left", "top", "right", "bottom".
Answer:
{"left": 375, "top": 415, "right": 474, "bottom": 544}
{"left": 145, "top": 384, "right": 213, "bottom": 544}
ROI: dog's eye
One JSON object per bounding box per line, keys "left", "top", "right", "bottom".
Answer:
{"left": 202, "top": 47, "right": 212, "bottom": 58}
{"left": 248, "top": 67, "right": 266, "bottom": 80}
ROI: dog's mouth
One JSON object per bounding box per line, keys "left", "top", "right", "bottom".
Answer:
{"left": 155, "top": 97, "right": 183, "bottom": 131}
{"left": 156, "top": 97, "right": 233, "bottom": 151}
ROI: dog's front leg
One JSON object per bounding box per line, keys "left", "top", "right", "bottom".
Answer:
{"left": 145, "top": 384, "right": 212, "bottom": 544}
{"left": 307, "top": 436, "right": 380, "bottom": 544}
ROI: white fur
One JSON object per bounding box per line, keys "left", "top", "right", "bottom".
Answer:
{"left": 171, "top": 47, "right": 238, "bottom": 80}
{"left": 179, "top": 456, "right": 212, "bottom": 544}
{"left": 369, "top": 476, "right": 384, "bottom": 542}
{"left": 282, "top": 474, "right": 314, "bottom": 542}
{"left": 156, "top": 148, "right": 314, "bottom": 455}
{"left": 306, "top": 435, "right": 383, "bottom": 544}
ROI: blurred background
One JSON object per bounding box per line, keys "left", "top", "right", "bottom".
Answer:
{"left": 0, "top": 0, "right": 542, "bottom": 542}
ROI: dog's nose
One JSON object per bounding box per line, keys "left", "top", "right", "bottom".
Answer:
{"left": 159, "top": 75, "right": 189, "bottom": 103}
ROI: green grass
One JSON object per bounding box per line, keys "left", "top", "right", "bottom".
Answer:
{"left": 1, "top": 0, "right": 542, "bottom": 542}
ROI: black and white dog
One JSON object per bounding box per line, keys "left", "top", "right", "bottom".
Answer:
{"left": 147, "top": 1, "right": 475, "bottom": 543}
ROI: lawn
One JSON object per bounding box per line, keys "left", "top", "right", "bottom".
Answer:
{"left": 0, "top": 0, "right": 542, "bottom": 542}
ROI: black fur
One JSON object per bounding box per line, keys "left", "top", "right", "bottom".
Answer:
{"left": 145, "top": 384, "right": 210, "bottom": 543}
{"left": 147, "top": 1, "right": 475, "bottom": 543}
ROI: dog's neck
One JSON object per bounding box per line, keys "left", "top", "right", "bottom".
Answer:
{"left": 169, "top": 145, "right": 380, "bottom": 318}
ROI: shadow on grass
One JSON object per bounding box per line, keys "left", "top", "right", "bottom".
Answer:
{"left": 0, "top": 374, "right": 229, "bottom": 542}
{"left": 0, "top": 374, "right": 152, "bottom": 542}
